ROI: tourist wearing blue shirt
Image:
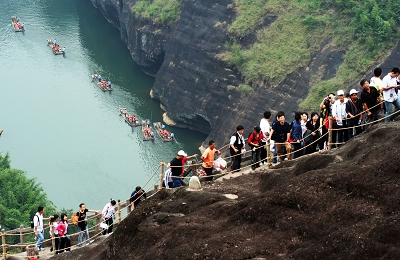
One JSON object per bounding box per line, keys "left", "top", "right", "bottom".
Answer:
{"left": 291, "top": 112, "right": 303, "bottom": 159}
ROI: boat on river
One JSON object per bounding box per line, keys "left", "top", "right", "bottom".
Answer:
{"left": 11, "top": 16, "right": 24, "bottom": 32}
{"left": 91, "top": 74, "right": 114, "bottom": 92}
{"left": 119, "top": 108, "right": 140, "bottom": 127}
{"left": 0, "top": 128, "right": 3, "bottom": 136}
{"left": 47, "top": 39, "right": 65, "bottom": 55}
{"left": 153, "top": 122, "right": 175, "bottom": 142}
{"left": 142, "top": 120, "right": 155, "bottom": 141}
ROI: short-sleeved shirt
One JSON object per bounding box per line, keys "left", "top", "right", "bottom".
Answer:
{"left": 102, "top": 203, "right": 116, "bottom": 219}
{"left": 248, "top": 132, "right": 265, "bottom": 145}
{"left": 361, "top": 87, "right": 380, "bottom": 113}
{"left": 370, "top": 77, "right": 383, "bottom": 95}
{"left": 272, "top": 122, "right": 290, "bottom": 143}
{"left": 170, "top": 157, "right": 183, "bottom": 176}
{"left": 130, "top": 190, "right": 147, "bottom": 207}
{"left": 202, "top": 147, "right": 216, "bottom": 168}
{"left": 33, "top": 213, "right": 44, "bottom": 232}
{"left": 259, "top": 118, "right": 270, "bottom": 142}
{"left": 76, "top": 209, "right": 89, "bottom": 229}
{"left": 181, "top": 157, "right": 188, "bottom": 174}
{"left": 382, "top": 74, "right": 398, "bottom": 102}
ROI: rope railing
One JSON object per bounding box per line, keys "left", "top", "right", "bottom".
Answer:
{"left": 2, "top": 100, "right": 398, "bottom": 259}
{"left": 0, "top": 162, "right": 163, "bottom": 259}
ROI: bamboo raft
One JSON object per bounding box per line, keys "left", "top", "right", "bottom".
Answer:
{"left": 0, "top": 129, "right": 3, "bottom": 136}
{"left": 47, "top": 39, "right": 65, "bottom": 55}
{"left": 11, "top": 16, "right": 24, "bottom": 32}
{"left": 119, "top": 108, "right": 140, "bottom": 127}
{"left": 153, "top": 122, "right": 175, "bottom": 142}
{"left": 91, "top": 74, "right": 114, "bottom": 92}
{"left": 142, "top": 120, "right": 155, "bottom": 141}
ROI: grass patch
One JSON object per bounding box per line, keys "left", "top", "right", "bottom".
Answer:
{"left": 131, "top": 0, "right": 181, "bottom": 24}
{"left": 225, "top": 0, "right": 400, "bottom": 110}
{"left": 238, "top": 84, "right": 254, "bottom": 92}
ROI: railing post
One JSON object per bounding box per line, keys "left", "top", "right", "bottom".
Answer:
{"left": 328, "top": 116, "right": 333, "bottom": 150}
{"left": 51, "top": 224, "right": 56, "bottom": 255}
{"left": 96, "top": 212, "right": 100, "bottom": 232}
{"left": 117, "top": 200, "right": 121, "bottom": 224}
{"left": 159, "top": 160, "right": 165, "bottom": 190}
{"left": 19, "top": 225, "right": 24, "bottom": 245}
{"left": 2, "top": 229, "right": 6, "bottom": 260}
{"left": 267, "top": 141, "right": 272, "bottom": 167}
{"left": 127, "top": 199, "right": 131, "bottom": 214}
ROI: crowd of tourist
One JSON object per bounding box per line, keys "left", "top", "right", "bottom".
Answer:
{"left": 29, "top": 67, "right": 400, "bottom": 255}
{"left": 32, "top": 187, "right": 147, "bottom": 254}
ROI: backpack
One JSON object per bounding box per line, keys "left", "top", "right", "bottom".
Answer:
{"left": 71, "top": 212, "right": 79, "bottom": 226}
{"left": 30, "top": 214, "right": 38, "bottom": 229}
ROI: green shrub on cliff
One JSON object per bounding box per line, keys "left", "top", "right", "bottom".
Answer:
{"left": 132, "top": 0, "right": 181, "bottom": 24}
{"left": 226, "top": 0, "right": 400, "bottom": 110}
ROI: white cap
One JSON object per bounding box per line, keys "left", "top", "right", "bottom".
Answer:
{"left": 337, "top": 90, "right": 344, "bottom": 96}
{"left": 349, "top": 89, "right": 359, "bottom": 95}
{"left": 177, "top": 150, "right": 187, "bottom": 157}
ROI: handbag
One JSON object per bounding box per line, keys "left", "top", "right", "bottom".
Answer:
{"left": 100, "top": 222, "right": 108, "bottom": 229}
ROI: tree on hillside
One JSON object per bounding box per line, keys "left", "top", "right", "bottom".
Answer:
{"left": 0, "top": 153, "right": 55, "bottom": 231}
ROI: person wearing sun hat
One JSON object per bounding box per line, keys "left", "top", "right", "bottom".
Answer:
{"left": 169, "top": 150, "right": 187, "bottom": 188}
{"left": 346, "top": 88, "right": 364, "bottom": 139}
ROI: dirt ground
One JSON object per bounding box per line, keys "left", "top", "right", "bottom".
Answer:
{"left": 27, "top": 121, "right": 400, "bottom": 259}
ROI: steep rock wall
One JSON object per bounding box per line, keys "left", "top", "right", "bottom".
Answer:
{"left": 90, "top": 0, "right": 345, "bottom": 147}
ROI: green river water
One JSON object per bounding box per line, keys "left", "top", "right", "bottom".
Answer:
{"left": 0, "top": 0, "right": 206, "bottom": 210}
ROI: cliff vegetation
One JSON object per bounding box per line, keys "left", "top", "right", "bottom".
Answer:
{"left": 224, "top": 0, "right": 400, "bottom": 110}
{"left": 131, "top": 0, "right": 181, "bottom": 24}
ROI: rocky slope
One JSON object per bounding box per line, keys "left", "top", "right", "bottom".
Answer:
{"left": 89, "top": 0, "right": 400, "bottom": 148}
{"left": 45, "top": 121, "right": 400, "bottom": 259}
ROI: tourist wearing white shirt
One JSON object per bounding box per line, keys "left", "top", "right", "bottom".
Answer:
{"left": 381, "top": 68, "right": 400, "bottom": 122}
{"left": 102, "top": 200, "right": 116, "bottom": 235}
{"left": 332, "top": 90, "right": 349, "bottom": 145}
{"left": 259, "top": 111, "right": 271, "bottom": 165}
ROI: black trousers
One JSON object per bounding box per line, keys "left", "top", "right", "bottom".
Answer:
{"left": 103, "top": 217, "right": 113, "bottom": 235}
{"left": 59, "top": 236, "right": 70, "bottom": 252}
{"left": 231, "top": 151, "right": 242, "bottom": 172}
{"left": 260, "top": 142, "right": 267, "bottom": 163}
{"left": 203, "top": 167, "right": 213, "bottom": 181}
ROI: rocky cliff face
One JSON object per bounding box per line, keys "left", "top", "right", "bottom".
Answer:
{"left": 89, "top": 0, "right": 367, "bottom": 147}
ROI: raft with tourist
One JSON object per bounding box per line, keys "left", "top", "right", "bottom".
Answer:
{"left": 119, "top": 108, "right": 140, "bottom": 127}
{"left": 153, "top": 122, "right": 175, "bottom": 142}
{"left": 142, "top": 120, "right": 155, "bottom": 141}
{"left": 11, "top": 16, "right": 25, "bottom": 32}
{"left": 47, "top": 39, "right": 65, "bottom": 55}
{"left": 91, "top": 74, "right": 114, "bottom": 92}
